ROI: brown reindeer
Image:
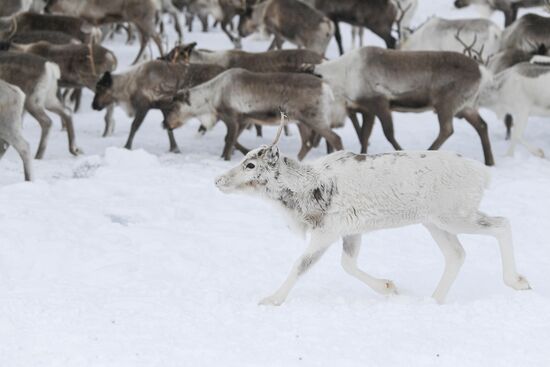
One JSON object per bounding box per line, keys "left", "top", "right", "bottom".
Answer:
{"left": 454, "top": 0, "right": 547, "bottom": 27}
{"left": 162, "top": 68, "right": 343, "bottom": 160}
{"left": 161, "top": 42, "right": 325, "bottom": 138}
{"left": 91, "top": 61, "right": 226, "bottom": 153}
{"left": 1, "top": 40, "right": 119, "bottom": 137}
{"left": 238, "top": 0, "right": 334, "bottom": 55}
{"left": 305, "top": 47, "right": 495, "bottom": 166}
{"left": 8, "top": 30, "right": 81, "bottom": 45}
{"left": 161, "top": 42, "right": 324, "bottom": 71}
{"left": 302, "top": 0, "right": 398, "bottom": 55}
{"left": 0, "top": 52, "right": 80, "bottom": 158}
{"left": 44, "top": 0, "right": 164, "bottom": 64}
{"left": 0, "top": 12, "right": 101, "bottom": 44}
{"left": 189, "top": 0, "right": 247, "bottom": 47}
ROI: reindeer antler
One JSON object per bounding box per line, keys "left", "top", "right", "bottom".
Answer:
{"left": 8, "top": 16, "right": 18, "bottom": 40}
{"left": 455, "top": 27, "right": 490, "bottom": 65}
{"left": 271, "top": 110, "right": 287, "bottom": 146}
{"left": 394, "top": 1, "right": 413, "bottom": 41}
{"left": 88, "top": 40, "right": 97, "bottom": 77}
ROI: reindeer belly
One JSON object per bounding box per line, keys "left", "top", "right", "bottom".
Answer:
{"left": 390, "top": 95, "right": 432, "bottom": 113}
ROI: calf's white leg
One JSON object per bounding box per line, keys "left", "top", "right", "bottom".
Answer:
{"left": 435, "top": 211, "right": 530, "bottom": 291}
{"left": 340, "top": 234, "right": 397, "bottom": 295}
{"left": 259, "top": 232, "right": 337, "bottom": 306}
{"left": 424, "top": 224, "right": 466, "bottom": 303}
{"left": 507, "top": 110, "right": 543, "bottom": 158}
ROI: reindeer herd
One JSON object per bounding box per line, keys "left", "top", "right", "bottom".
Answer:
{"left": 1, "top": 0, "right": 547, "bottom": 304}
{"left": 0, "top": 0, "right": 549, "bottom": 184}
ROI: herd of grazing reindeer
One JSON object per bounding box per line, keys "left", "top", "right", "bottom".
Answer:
{"left": 1, "top": 0, "right": 550, "bottom": 182}
{"left": 0, "top": 0, "right": 547, "bottom": 304}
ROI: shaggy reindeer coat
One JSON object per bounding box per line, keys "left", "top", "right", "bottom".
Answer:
{"left": 303, "top": 0, "right": 397, "bottom": 54}
{"left": 163, "top": 43, "right": 324, "bottom": 73}
{"left": 163, "top": 68, "right": 344, "bottom": 160}
{"left": 92, "top": 61, "right": 226, "bottom": 152}
{"left": 308, "top": 47, "right": 495, "bottom": 166}
{"left": 45, "top": 0, "right": 163, "bottom": 64}
{"left": 0, "top": 51, "right": 79, "bottom": 159}
{"left": 0, "top": 13, "right": 100, "bottom": 44}
{"left": 454, "top": 0, "right": 547, "bottom": 26}
{"left": 216, "top": 145, "right": 530, "bottom": 305}
{"left": 500, "top": 13, "right": 550, "bottom": 53}
{"left": 238, "top": 0, "right": 334, "bottom": 56}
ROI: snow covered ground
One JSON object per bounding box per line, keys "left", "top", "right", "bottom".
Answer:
{"left": 1, "top": 2, "right": 550, "bottom": 366}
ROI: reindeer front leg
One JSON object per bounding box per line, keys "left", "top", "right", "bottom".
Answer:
{"left": 259, "top": 232, "right": 337, "bottom": 306}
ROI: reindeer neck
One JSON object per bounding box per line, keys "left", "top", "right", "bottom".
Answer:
{"left": 264, "top": 157, "right": 318, "bottom": 204}
{"left": 188, "top": 83, "right": 217, "bottom": 117}
{"left": 193, "top": 50, "right": 227, "bottom": 66}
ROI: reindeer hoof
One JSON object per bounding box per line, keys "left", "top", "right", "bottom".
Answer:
{"left": 70, "top": 147, "right": 83, "bottom": 156}
{"left": 505, "top": 274, "right": 531, "bottom": 291}
{"left": 379, "top": 280, "right": 398, "bottom": 295}
{"left": 258, "top": 295, "right": 285, "bottom": 306}
{"left": 170, "top": 147, "right": 181, "bottom": 154}
{"left": 535, "top": 148, "right": 545, "bottom": 158}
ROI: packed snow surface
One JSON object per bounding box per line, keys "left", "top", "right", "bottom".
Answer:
{"left": 1, "top": 2, "right": 549, "bottom": 367}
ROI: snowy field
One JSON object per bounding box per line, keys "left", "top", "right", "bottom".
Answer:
{"left": 1, "top": 2, "right": 550, "bottom": 366}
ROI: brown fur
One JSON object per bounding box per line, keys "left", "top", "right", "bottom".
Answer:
{"left": 92, "top": 61, "right": 227, "bottom": 152}
{"left": 239, "top": 0, "right": 333, "bottom": 55}
{"left": 164, "top": 69, "right": 343, "bottom": 160}
{"left": 0, "top": 51, "right": 80, "bottom": 159}
{"left": 308, "top": 47, "right": 495, "bottom": 165}
{"left": 9, "top": 30, "right": 81, "bottom": 45}
{"left": 454, "top": 0, "right": 546, "bottom": 27}
{"left": 162, "top": 43, "right": 324, "bottom": 72}
{"left": 0, "top": 13, "right": 96, "bottom": 43}
{"left": 45, "top": 0, "right": 163, "bottom": 64}
{"left": 304, "top": 0, "right": 397, "bottom": 54}
{"left": 501, "top": 13, "right": 550, "bottom": 53}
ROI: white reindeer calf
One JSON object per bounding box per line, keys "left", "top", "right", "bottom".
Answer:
{"left": 215, "top": 119, "right": 530, "bottom": 305}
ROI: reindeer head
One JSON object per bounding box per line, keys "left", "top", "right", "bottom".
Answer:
{"left": 92, "top": 72, "right": 115, "bottom": 111}
{"left": 161, "top": 42, "right": 197, "bottom": 63}
{"left": 237, "top": 6, "right": 256, "bottom": 38}
{"left": 215, "top": 113, "right": 286, "bottom": 194}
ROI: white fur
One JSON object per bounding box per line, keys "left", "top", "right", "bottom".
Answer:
{"left": 216, "top": 148, "right": 530, "bottom": 305}
{"left": 0, "top": 80, "right": 32, "bottom": 181}
{"left": 391, "top": 0, "right": 419, "bottom": 41}
{"left": 400, "top": 17, "right": 502, "bottom": 59}
{"left": 479, "top": 63, "right": 550, "bottom": 157}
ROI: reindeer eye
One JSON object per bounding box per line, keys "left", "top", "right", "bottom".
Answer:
{"left": 246, "top": 163, "right": 255, "bottom": 169}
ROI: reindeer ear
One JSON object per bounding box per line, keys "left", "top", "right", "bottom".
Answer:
{"left": 186, "top": 42, "right": 198, "bottom": 52}
{"left": 174, "top": 90, "right": 191, "bottom": 106}
{"left": 98, "top": 72, "right": 112, "bottom": 88}
{"left": 265, "top": 145, "right": 280, "bottom": 166}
